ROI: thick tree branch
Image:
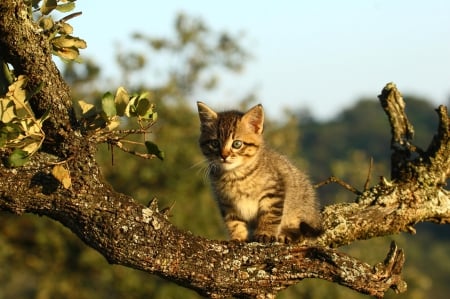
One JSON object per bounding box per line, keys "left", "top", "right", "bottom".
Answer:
{"left": 0, "top": 163, "right": 406, "bottom": 298}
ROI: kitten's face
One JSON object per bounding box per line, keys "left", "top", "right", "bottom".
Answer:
{"left": 197, "top": 102, "right": 264, "bottom": 172}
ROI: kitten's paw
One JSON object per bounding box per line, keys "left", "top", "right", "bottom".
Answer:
{"left": 277, "top": 234, "right": 293, "bottom": 244}
{"left": 222, "top": 239, "right": 246, "bottom": 245}
{"left": 253, "top": 233, "right": 277, "bottom": 243}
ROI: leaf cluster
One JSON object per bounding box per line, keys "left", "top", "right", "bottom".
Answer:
{"left": 0, "top": 76, "right": 48, "bottom": 166}
{"left": 0, "top": 1, "right": 164, "bottom": 166}
{"left": 75, "top": 87, "right": 163, "bottom": 160}
{"left": 32, "top": 0, "right": 86, "bottom": 61}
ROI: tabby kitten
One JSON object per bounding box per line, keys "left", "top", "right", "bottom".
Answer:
{"left": 197, "top": 101, "right": 322, "bottom": 243}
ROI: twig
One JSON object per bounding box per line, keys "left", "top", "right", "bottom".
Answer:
{"left": 315, "top": 176, "right": 362, "bottom": 195}
{"left": 363, "top": 157, "right": 373, "bottom": 191}
{"left": 112, "top": 140, "right": 155, "bottom": 160}
{"left": 58, "top": 12, "right": 83, "bottom": 23}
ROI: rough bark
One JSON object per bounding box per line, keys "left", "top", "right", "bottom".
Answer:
{"left": 1, "top": 1, "right": 449, "bottom": 298}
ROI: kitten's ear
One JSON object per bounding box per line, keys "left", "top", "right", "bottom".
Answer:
{"left": 197, "top": 101, "right": 218, "bottom": 123}
{"left": 242, "top": 104, "right": 264, "bottom": 134}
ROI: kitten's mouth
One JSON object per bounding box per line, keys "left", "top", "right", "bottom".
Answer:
{"left": 220, "top": 161, "right": 232, "bottom": 167}
{"left": 220, "top": 160, "right": 240, "bottom": 170}
{"left": 221, "top": 159, "right": 236, "bottom": 166}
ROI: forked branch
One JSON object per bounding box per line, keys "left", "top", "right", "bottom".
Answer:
{"left": 378, "top": 83, "right": 450, "bottom": 186}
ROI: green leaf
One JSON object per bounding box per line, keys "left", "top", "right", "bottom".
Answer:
{"left": 0, "top": 122, "right": 21, "bottom": 141}
{"left": 53, "top": 46, "right": 80, "bottom": 61}
{"left": 151, "top": 111, "right": 158, "bottom": 122}
{"left": 145, "top": 141, "right": 165, "bottom": 160}
{"left": 37, "top": 108, "right": 50, "bottom": 125}
{"left": 1, "top": 61, "right": 14, "bottom": 87}
{"left": 52, "top": 35, "right": 87, "bottom": 49}
{"left": 76, "top": 100, "right": 96, "bottom": 118}
{"left": 135, "top": 97, "right": 151, "bottom": 117}
{"left": 105, "top": 116, "right": 121, "bottom": 131}
{"left": 55, "top": 2, "right": 76, "bottom": 13}
{"left": 59, "top": 23, "right": 73, "bottom": 35}
{"left": 124, "top": 96, "right": 139, "bottom": 117}
{"left": 31, "top": 0, "right": 42, "bottom": 9}
{"left": 39, "top": 17, "right": 54, "bottom": 31}
{"left": 0, "top": 98, "right": 16, "bottom": 123}
{"left": 40, "top": 0, "right": 57, "bottom": 15}
{"left": 22, "top": 140, "right": 41, "bottom": 155}
{"left": 114, "top": 87, "right": 129, "bottom": 116}
{"left": 101, "top": 92, "right": 117, "bottom": 117}
{"left": 0, "top": 134, "right": 5, "bottom": 147}
{"left": 7, "top": 149, "right": 29, "bottom": 167}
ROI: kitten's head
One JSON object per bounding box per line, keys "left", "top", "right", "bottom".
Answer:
{"left": 197, "top": 101, "right": 264, "bottom": 171}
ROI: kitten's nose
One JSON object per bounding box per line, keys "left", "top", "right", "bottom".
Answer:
{"left": 220, "top": 149, "right": 230, "bottom": 160}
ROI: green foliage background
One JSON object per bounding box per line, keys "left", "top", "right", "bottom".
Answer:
{"left": 1, "top": 12, "right": 449, "bottom": 299}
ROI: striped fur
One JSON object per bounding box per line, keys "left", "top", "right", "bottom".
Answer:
{"left": 197, "top": 102, "right": 322, "bottom": 243}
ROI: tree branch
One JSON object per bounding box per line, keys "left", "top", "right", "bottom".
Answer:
{"left": 378, "top": 83, "right": 450, "bottom": 187}
{"left": 0, "top": 164, "right": 406, "bottom": 298}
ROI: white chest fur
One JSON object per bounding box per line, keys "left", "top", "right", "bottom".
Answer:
{"left": 235, "top": 197, "right": 259, "bottom": 221}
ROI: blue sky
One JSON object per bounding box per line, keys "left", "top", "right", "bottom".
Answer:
{"left": 71, "top": 0, "right": 450, "bottom": 120}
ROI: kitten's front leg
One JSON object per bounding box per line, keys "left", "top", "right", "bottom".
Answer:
{"left": 253, "top": 197, "right": 284, "bottom": 243}
{"left": 224, "top": 214, "right": 249, "bottom": 241}
{"left": 253, "top": 212, "right": 281, "bottom": 243}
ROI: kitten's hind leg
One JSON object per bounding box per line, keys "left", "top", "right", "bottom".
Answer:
{"left": 279, "top": 222, "right": 324, "bottom": 243}
{"left": 278, "top": 227, "right": 302, "bottom": 244}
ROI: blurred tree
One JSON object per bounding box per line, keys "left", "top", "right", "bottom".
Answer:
{"left": 299, "top": 97, "right": 438, "bottom": 204}
{"left": 117, "top": 12, "right": 248, "bottom": 95}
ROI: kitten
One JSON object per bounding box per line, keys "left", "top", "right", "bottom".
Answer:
{"left": 197, "top": 101, "right": 322, "bottom": 243}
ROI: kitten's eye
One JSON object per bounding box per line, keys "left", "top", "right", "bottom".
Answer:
{"left": 209, "top": 139, "right": 220, "bottom": 150}
{"left": 232, "top": 140, "right": 243, "bottom": 149}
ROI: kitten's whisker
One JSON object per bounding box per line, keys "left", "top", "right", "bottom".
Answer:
{"left": 203, "top": 164, "right": 214, "bottom": 183}
{"left": 188, "top": 159, "right": 215, "bottom": 183}
{"left": 189, "top": 159, "right": 208, "bottom": 170}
